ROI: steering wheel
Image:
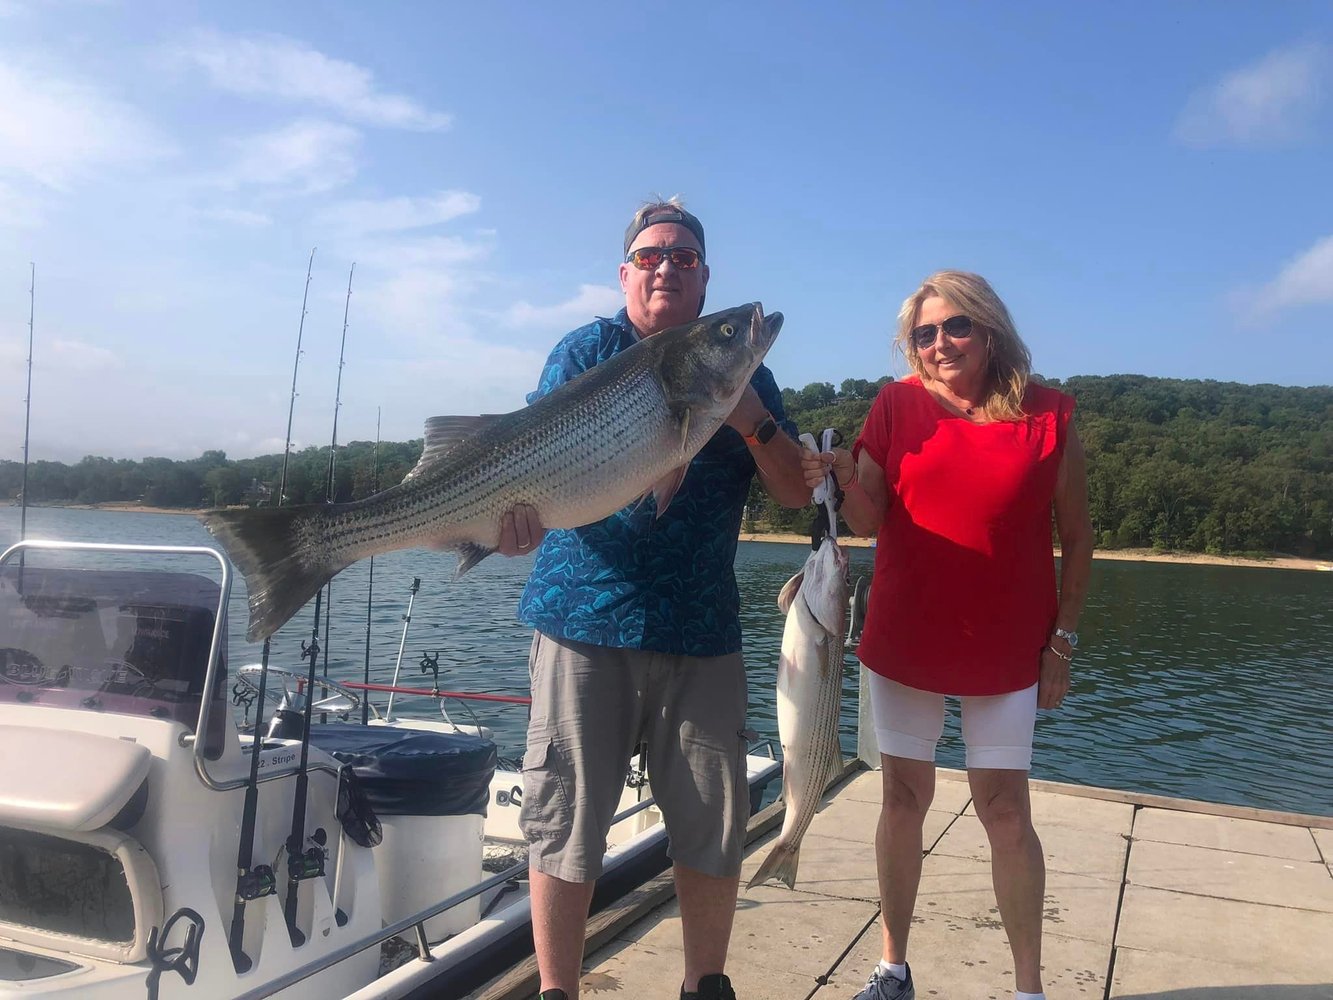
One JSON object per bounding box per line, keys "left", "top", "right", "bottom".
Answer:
{"left": 236, "top": 664, "right": 361, "bottom": 715}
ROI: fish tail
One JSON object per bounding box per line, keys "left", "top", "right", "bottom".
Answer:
{"left": 200, "top": 505, "right": 346, "bottom": 642}
{"left": 746, "top": 841, "right": 800, "bottom": 890}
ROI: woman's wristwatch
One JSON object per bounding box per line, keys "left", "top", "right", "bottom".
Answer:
{"left": 1046, "top": 627, "right": 1079, "bottom": 663}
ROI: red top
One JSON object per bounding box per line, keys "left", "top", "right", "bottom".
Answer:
{"left": 854, "top": 376, "right": 1074, "bottom": 696}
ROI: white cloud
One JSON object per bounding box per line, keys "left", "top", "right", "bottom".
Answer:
{"left": 50, "top": 338, "right": 120, "bottom": 371}
{"left": 1250, "top": 234, "right": 1333, "bottom": 315}
{"left": 219, "top": 119, "right": 360, "bottom": 193}
{"left": 0, "top": 178, "right": 44, "bottom": 227}
{"left": 0, "top": 59, "right": 168, "bottom": 189}
{"left": 361, "top": 235, "right": 490, "bottom": 271}
{"left": 196, "top": 206, "right": 273, "bottom": 227}
{"left": 1175, "top": 42, "right": 1327, "bottom": 146}
{"left": 316, "top": 190, "right": 481, "bottom": 238}
{"left": 357, "top": 266, "right": 467, "bottom": 337}
{"left": 505, "top": 284, "right": 624, "bottom": 330}
{"left": 174, "top": 30, "right": 450, "bottom": 131}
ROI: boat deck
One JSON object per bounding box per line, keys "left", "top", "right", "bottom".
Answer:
{"left": 466, "top": 766, "right": 1333, "bottom": 999}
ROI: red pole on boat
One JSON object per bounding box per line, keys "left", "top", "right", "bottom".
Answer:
{"left": 345, "top": 680, "right": 531, "bottom": 705}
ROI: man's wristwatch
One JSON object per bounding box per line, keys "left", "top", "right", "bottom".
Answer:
{"left": 1052, "top": 627, "right": 1079, "bottom": 649}
{"left": 744, "top": 415, "right": 778, "bottom": 446}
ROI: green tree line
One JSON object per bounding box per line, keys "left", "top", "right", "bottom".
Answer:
{"left": 752, "top": 374, "right": 1332, "bottom": 559}
{"left": 3, "top": 375, "right": 1330, "bottom": 558}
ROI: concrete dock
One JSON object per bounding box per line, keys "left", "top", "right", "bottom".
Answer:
{"left": 470, "top": 766, "right": 1333, "bottom": 999}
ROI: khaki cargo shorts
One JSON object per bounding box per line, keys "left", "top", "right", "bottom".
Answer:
{"left": 519, "top": 632, "right": 750, "bottom": 882}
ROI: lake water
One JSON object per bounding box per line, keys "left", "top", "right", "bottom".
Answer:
{"left": 2, "top": 506, "right": 1329, "bottom": 816}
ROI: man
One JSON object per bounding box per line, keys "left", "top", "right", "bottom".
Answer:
{"left": 499, "top": 199, "right": 809, "bottom": 1000}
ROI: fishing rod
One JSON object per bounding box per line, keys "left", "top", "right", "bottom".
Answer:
{"left": 19, "top": 264, "right": 34, "bottom": 549}
{"left": 318, "top": 263, "right": 354, "bottom": 713}
{"left": 228, "top": 249, "right": 316, "bottom": 968}
{"left": 227, "top": 639, "right": 275, "bottom": 972}
{"left": 361, "top": 407, "right": 380, "bottom": 726}
{"left": 279, "top": 261, "right": 357, "bottom": 946}
{"left": 276, "top": 247, "right": 316, "bottom": 509}
{"left": 282, "top": 583, "right": 327, "bottom": 945}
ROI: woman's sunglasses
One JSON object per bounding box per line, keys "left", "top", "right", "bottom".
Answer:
{"left": 911, "top": 314, "right": 974, "bottom": 349}
{"left": 625, "top": 246, "right": 703, "bottom": 271}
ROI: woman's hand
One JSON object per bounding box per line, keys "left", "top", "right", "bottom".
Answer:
{"left": 1037, "top": 645, "right": 1071, "bottom": 709}
{"left": 498, "top": 504, "right": 546, "bottom": 556}
{"left": 802, "top": 445, "right": 854, "bottom": 490}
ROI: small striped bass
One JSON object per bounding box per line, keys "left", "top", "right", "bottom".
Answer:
{"left": 748, "top": 534, "right": 847, "bottom": 889}
{"left": 203, "top": 303, "right": 782, "bottom": 641}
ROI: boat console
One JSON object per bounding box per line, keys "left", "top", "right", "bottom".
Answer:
{"left": 0, "top": 540, "right": 497, "bottom": 999}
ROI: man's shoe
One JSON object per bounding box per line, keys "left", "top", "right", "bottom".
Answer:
{"left": 681, "top": 973, "right": 737, "bottom": 1000}
{"left": 537, "top": 991, "right": 568, "bottom": 1000}
{"left": 851, "top": 964, "right": 914, "bottom": 1000}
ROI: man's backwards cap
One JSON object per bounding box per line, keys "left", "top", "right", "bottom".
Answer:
{"left": 623, "top": 206, "right": 706, "bottom": 260}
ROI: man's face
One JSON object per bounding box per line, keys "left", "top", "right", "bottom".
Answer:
{"left": 619, "top": 222, "right": 709, "bottom": 337}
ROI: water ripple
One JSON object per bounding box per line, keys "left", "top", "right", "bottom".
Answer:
{"left": 3, "top": 512, "right": 1329, "bottom": 816}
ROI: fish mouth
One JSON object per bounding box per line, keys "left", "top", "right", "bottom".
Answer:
{"left": 748, "top": 302, "right": 784, "bottom": 350}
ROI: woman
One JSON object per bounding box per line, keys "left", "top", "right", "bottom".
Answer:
{"left": 804, "top": 271, "right": 1093, "bottom": 1000}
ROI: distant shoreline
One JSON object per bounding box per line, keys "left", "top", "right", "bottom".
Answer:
{"left": 15, "top": 504, "right": 1331, "bottom": 572}
{"left": 738, "top": 531, "right": 1332, "bottom": 572}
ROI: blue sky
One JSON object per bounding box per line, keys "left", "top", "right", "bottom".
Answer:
{"left": 2, "top": 1, "right": 1331, "bottom": 463}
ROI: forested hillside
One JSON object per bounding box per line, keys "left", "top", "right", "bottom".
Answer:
{"left": 761, "top": 375, "right": 1332, "bottom": 558}
{"left": 3, "top": 375, "right": 1330, "bottom": 558}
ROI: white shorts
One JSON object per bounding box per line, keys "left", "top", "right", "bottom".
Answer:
{"left": 867, "top": 673, "right": 1038, "bottom": 771}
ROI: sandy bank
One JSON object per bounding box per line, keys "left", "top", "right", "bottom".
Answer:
{"left": 739, "top": 532, "right": 1332, "bottom": 572}
{"left": 37, "top": 502, "right": 198, "bottom": 516}
{"left": 23, "top": 508, "right": 1333, "bottom": 572}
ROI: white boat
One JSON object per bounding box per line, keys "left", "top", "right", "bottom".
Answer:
{"left": 0, "top": 539, "right": 780, "bottom": 999}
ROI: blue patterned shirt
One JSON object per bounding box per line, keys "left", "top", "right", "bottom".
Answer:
{"left": 517, "top": 308, "right": 794, "bottom": 656}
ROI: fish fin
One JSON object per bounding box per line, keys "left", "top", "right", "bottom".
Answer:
{"left": 200, "top": 505, "right": 346, "bottom": 642}
{"left": 777, "top": 571, "right": 805, "bottom": 614}
{"left": 404, "top": 415, "right": 500, "bottom": 482}
{"left": 746, "top": 841, "right": 799, "bottom": 890}
{"left": 651, "top": 465, "right": 689, "bottom": 517}
{"left": 453, "top": 542, "right": 495, "bottom": 577}
{"left": 678, "top": 406, "right": 691, "bottom": 456}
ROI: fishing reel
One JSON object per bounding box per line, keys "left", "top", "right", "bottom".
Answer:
{"left": 847, "top": 575, "right": 870, "bottom": 645}
{"left": 287, "top": 829, "right": 327, "bottom": 885}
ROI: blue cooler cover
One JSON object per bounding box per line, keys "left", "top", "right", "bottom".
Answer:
{"left": 309, "top": 725, "right": 497, "bottom": 817}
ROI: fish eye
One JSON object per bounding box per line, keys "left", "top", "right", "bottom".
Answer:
{"left": 719, "top": 323, "right": 734, "bottom": 338}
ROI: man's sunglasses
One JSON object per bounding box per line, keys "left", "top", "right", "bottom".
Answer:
{"left": 625, "top": 246, "right": 703, "bottom": 270}
{"left": 910, "top": 314, "right": 975, "bottom": 349}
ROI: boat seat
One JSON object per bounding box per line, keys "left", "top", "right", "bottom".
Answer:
{"left": 0, "top": 726, "right": 151, "bottom": 832}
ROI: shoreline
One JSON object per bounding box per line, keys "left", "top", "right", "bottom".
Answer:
{"left": 14, "top": 505, "right": 1331, "bottom": 572}
{"left": 739, "top": 532, "right": 1333, "bottom": 572}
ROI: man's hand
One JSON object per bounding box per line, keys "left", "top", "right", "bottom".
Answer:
{"left": 497, "top": 504, "right": 546, "bottom": 556}
{"left": 723, "top": 385, "right": 770, "bottom": 435}
{"left": 802, "top": 446, "right": 855, "bottom": 490}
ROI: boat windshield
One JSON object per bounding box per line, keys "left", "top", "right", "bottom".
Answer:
{"left": 0, "top": 564, "right": 229, "bottom": 752}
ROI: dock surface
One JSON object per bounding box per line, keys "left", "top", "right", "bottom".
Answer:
{"left": 470, "top": 767, "right": 1333, "bottom": 999}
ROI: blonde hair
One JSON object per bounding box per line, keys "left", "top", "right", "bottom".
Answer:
{"left": 895, "top": 270, "right": 1032, "bottom": 421}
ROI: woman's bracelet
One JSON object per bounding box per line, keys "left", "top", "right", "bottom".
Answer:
{"left": 837, "top": 462, "right": 859, "bottom": 490}
{"left": 1044, "top": 644, "right": 1073, "bottom": 663}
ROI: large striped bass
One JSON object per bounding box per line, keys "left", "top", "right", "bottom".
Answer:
{"left": 204, "top": 303, "right": 782, "bottom": 641}
{"left": 748, "top": 534, "right": 847, "bottom": 889}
